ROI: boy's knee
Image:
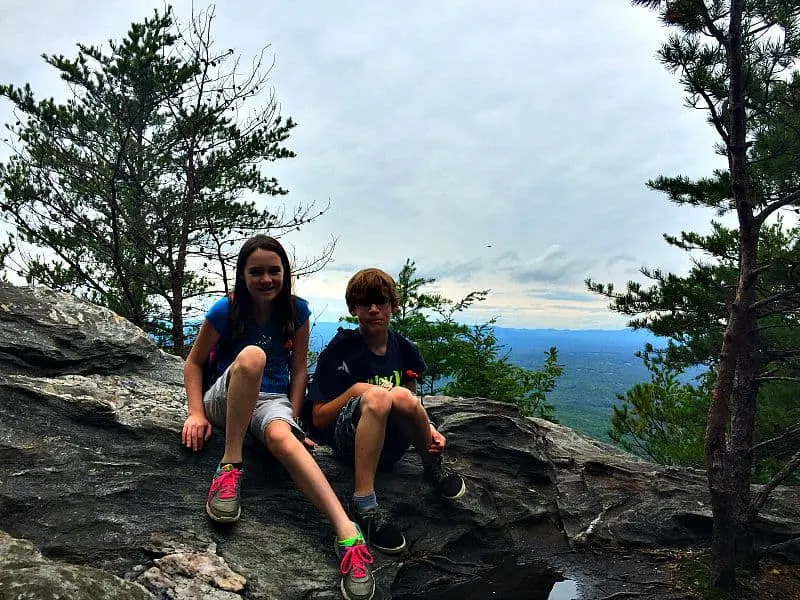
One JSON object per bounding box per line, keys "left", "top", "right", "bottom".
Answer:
{"left": 389, "top": 387, "right": 422, "bottom": 416}
{"left": 231, "top": 345, "right": 267, "bottom": 377}
{"left": 359, "top": 387, "right": 392, "bottom": 419}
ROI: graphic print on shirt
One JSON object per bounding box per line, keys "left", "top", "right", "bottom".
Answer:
{"left": 368, "top": 371, "right": 401, "bottom": 388}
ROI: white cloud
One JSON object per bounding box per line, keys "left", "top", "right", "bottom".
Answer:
{"left": 0, "top": 0, "right": 727, "bottom": 328}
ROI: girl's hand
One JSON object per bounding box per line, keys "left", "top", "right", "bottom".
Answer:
{"left": 294, "top": 416, "right": 316, "bottom": 450}
{"left": 182, "top": 413, "right": 212, "bottom": 451}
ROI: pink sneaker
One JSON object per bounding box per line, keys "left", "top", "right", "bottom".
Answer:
{"left": 336, "top": 528, "right": 375, "bottom": 600}
{"left": 206, "top": 463, "right": 243, "bottom": 522}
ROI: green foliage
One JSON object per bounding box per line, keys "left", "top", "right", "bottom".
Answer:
{"left": 674, "top": 550, "right": 750, "bottom": 600}
{"left": 0, "top": 6, "right": 332, "bottom": 353}
{"left": 443, "top": 321, "right": 562, "bottom": 420}
{"left": 588, "top": 3, "right": 800, "bottom": 473}
{"left": 392, "top": 259, "right": 489, "bottom": 396}
{"left": 589, "top": 170, "right": 800, "bottom": 477}
{"left": 608, "top": 345, "right": 708, "bottom": 466}
{"left": 600, "top": 1, "right": 800, "bottom": 588}
{"left": 387, "top": 259, "right": 563, "bottom": 420}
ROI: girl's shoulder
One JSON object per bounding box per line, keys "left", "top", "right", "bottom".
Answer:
{"left": 292, "top": 295, "right": 311, "bottom": 323}
{"left": 205, "top": 294, "right": 233, "bottom": 335}
{"left": 211, "top": 294, "right": 233, "bottom": 310}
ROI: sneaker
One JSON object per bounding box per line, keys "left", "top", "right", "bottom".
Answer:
{"left": 424, "top": 457, "right": 466, "bottom": 500}
{"left": 206, "top": 463, "right": 243, "bottom": 523}
{"left": 335, "top": 525, "right": 375, "bottom": 600}
{"left": 348, "top": 500, "right": 406, "bottom": 555}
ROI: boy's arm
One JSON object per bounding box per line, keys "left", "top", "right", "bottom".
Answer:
{"left": 312, "top": 381, "right": 372, "bottom": 430}
{"left": 399, "top": 335, "right": 427, "bottom": 392}
{"left": 310, "top": 338, "right": 365, "bottom": 430}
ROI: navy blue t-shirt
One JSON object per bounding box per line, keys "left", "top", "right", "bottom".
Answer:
{"left": 312, "top": 328, "right": 426, "bottom": 407}
{"left": 205, "top": 295, "right": 310, "bottom": 394}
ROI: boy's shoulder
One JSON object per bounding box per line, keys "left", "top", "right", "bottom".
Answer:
{"left": 322, "top": 326, "right": 363, "bottom": 355}
{"left": 389, "top": 329, "right": 414, "bottom": 345}
{"left": 389, "top": 329, "right": 422, "bottom": 354}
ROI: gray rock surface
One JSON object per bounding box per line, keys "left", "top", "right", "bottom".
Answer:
{"left": 1, "top": 282, "right": 798, "bottom": 599}
{"left": 0, "top": 529, "right": 152, "bottom": 599}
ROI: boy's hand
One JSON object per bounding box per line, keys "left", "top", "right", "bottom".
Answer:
{"left": 428, "top": 425, "right": 446, "bottom": 455}
{"left": 182, "top": 414, "right": 212, "bottom": 451}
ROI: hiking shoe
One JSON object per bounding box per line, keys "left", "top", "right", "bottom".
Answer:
{"left": 424, "top": 458, "right": 466, "bottom": 500}
{"left": 348, "top": 501, "right": 406, "bottom": 555}
{"left": 206, "top": 463, "right": 243, "bottom": 522}
{"left": 335, "top": 525, "right": 375, "bottom": 600}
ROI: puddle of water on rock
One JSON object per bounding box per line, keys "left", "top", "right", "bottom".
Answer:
{"left": 548, "top": 578, "right": 579, "bottom": 599}
{"left": 395, "top": 561, "right": 580, "bottom": 600}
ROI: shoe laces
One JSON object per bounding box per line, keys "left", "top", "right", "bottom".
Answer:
{"left": 364, "top": 505, "right": 392, "bottom": 530}
{"left": 339, "top": 542, "right": 374, "bottom": 579}
{"left": 210, "top": 466, "right": 241, "bottom": 500}
{"left": 427, "top": 458, "right": 452, "bottom": 483}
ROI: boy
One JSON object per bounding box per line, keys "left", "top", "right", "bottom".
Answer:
{"left": 310, "top": 268, "right": 465, "bottom": 555}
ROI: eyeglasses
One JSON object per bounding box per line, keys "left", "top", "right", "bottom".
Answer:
{"left": 354, "top": 299, "right": 390, "bottom": 309}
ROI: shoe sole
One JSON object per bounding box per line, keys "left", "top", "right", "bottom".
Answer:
{"left": 371, "top": 535, "right": 407, "bottom": 555}
{"left": 206, "top": 503, "right": 241, "bottom": 523}
{"left": 340, "top": 577, "right": 375, "bottom": 600}
{"left": 440, "top": 478, "right": 466, "bottom": 501}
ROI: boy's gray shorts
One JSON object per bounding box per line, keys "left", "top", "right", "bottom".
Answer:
{"left": 203, "top": 366, "right": 305, "bottom": 446}
{"left": 332, "top": 395, "right": 411, "bottom": 468}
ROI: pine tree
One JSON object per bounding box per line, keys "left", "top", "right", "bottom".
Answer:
{"left": 591, "top": 1, "right": 800, "bottom": 589}
{"left": 0, "top": 6, "right": 333, "bottom": 353}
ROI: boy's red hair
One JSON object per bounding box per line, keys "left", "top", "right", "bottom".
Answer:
{"left": 345, "top": 268, "right": 399, "bottom": 309}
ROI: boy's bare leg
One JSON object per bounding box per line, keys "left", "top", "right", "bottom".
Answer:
{"left": 221, "top": 346, "right": 264, "bottom": 464}
{"left": 265, "top": 420, "right": 358, "bottom": 540}
{"left": 389, "top": 389, "right": 466, "bottom": 500}
{"left": 389, "top": 388, "right": 434, "bottom": 462}
{"left": 353, "top": 387, "right": 391, "bottom": 496}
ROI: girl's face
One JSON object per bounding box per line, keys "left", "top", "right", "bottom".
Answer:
{"left": 243, "top": 249, "right": 284, "bottom": 302}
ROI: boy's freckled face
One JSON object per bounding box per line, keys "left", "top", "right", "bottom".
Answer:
{"left": 350, "top": 301, "right": 396, "bottom": 332}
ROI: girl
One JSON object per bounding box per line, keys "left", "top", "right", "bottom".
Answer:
{"left": 181, "top": 235, "right": 375, "bottom": 600}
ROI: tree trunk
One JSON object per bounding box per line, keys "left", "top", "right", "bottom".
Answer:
{"left": 706, "top": 319, "right": 742, "bottom": 590}
{"left": 172, "top": 284, "right": 185, "bottom": 356}
{"left": 706, "top": 0, "right": 761, "bottom": 590}
{"left": 731, "top": 317, "right": 760, "bottom": 569}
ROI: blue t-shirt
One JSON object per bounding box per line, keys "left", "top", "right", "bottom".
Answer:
{"left": 205, "top": 296, "right": 310, "bottom": 394}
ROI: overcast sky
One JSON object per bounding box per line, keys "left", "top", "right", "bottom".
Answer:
{"left": 0, "top": 1, "right": 727, "bottom": 329}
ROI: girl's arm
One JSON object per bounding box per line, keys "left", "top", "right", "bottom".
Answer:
{"left": 184, "top": 319, "right": 221, "bottom": 415}
{"left": 288, "top": 319, "right": 310, "bottom": 418}
{"left": 182, "top": 319, "right": 220, "bottom": 451}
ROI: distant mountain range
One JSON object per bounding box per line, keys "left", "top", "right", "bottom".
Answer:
{"left": 308, "top": 322, "right": 667, "bottom": 441}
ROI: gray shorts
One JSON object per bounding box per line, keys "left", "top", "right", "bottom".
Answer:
{"left": 331, "top": 395, "right": 411, "bottom": 469}
{"left": 203, "top": 366, "right": 305, "bottom": 446}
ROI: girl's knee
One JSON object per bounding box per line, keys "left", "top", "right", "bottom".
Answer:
{"left": 231, "top": 345, "right": 267, "bottom": 378}
{"left": 264, "top": 420, "right": 298, "bottom": 456}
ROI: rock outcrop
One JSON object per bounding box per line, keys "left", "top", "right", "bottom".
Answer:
{"left": 1, "top": 282, "right": 798, "bottom": 599}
